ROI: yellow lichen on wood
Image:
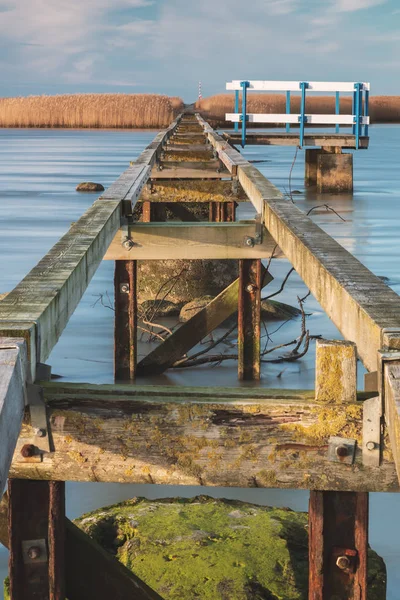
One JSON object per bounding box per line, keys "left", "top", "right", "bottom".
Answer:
{"left": 315, "top": 339, "right": 357, "bottom": 403}
{"left": 142, "top": 180, "right": 244, "bottom": 203}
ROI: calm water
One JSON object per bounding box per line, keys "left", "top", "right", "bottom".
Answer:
{"left": 0, "top": 126, "right": 399, "bottom": 598}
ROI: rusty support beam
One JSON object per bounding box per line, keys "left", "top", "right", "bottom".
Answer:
{"left": 114, "top": 260, "right": 137, "bottom": 382}
{"left": 309, "top": 340, "right": 368, "bottom": 599}
{"left": 8, "top": 480, "right": 65, "bottom": 600}
{"left": 309, "top": 491, "right": 368, "bottom": 600}
{"left": 238, "top": 259, "right": 262, "bottom": 380}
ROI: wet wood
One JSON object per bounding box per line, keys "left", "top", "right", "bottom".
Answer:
{"left": 114, "top": 261, "right": 137, "bottom": 382}
{"left": 238, "top": 259, "right": 262, "bottom": 381}
{"left": 136, "top": 277, "right": 240, "bottom": 376}
{"left": 8, "top": 480, "right": 65, "bottom": 600}
{"left": 0, "top": 492, "right": 163, "bottom": 600}
{"left": 9, "top": 382, "right": 397, "bottom": 491}
{"left": 0, "top": 339, "right": 28, "bottom": 495}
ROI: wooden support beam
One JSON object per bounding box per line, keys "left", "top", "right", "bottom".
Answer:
{"left": 0, "top": 493, "right": 164, "bottom": 600}
{"left": 104, "top": 222, "right": 279, "bottom": 261}
{"left": 114, "top": 261, "right": 137, "bottom": 382}
{"left": 309, "top": 340, "right": 368, "bottom": 600}
{"left": 238, "top": 259, "right": 262, "bottom": 381}
{"left": 383, "top": 360, "right": 400, "bottom": 483}
{"left": 8, "top": 480, "right": 65, "bottom": 600}
{"left": 136, "top": 277, "right": 241, "bottom": 376}
{"left": 0, "top": 339, "right": 28, "bottom": 496}
{"left": 9, "top": 382, "right": 397, "bottom": 491}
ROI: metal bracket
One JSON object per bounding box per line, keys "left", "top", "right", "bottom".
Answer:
{"left": 120, "top": 216, "right": 135, "bottom": 251}
{"left": 26, "top": 383, "right": 51, "bottom": 453}
{"left": 22, "top": 539, "right": 48, "bottom": 565}
{"left": 362, "top": 396, "right": 382, "bottom": 467}
{"left": 328, "top": 436, "right": 356, "bottom": 465}
{"left": 36, "top": 362, "right": 51, "bottom": 382}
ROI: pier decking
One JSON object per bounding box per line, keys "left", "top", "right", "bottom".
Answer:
{"left": 0, "top": 112, "right": 398, "bottom": 599}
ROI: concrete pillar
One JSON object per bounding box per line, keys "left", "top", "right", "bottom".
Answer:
{"left": 317, "top": 151, "right": 353, "bottom": 194}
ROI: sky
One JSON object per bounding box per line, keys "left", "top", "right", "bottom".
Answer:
{"left": 0, "top": 0, "right": 399, "bottom": 101}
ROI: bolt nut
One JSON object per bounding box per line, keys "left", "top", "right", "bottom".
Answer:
{"left": 34, "top": 428, "right": 46, "bottom": 438}
{"left": 246, "top": 284, "right": 257, "bottom": 293}
{"left": 366, "top": 441, "right": 376, "bottom": 451}
{"left": 336, "top": 555, "right": 351, "bottom": 570}
{"left": 27, "top": 546, "right": 42, "bottom": 560}
{"left": 120, "top": 283, "right": 130, "bottom": 294}
{"left": 21, "top": 444, "right": 35, "bottom": 458}
{"left": 244, "top": 237, "right": 255, "bottom": 248}
{"left": 336, "top": 445, "right": 349, "bottom": 458}
{"left": 122, "top": 239, "right": 134, "bottom": 251}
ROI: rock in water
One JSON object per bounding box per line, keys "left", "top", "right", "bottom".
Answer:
{"left": 76, "top": 182, "right": 105, "bottom": 192}
{"left": 75, "top": 496, "right": 386, "bottom": 600}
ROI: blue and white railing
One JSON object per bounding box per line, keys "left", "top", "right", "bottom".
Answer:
{"left": 226, "top": 81, "right": 370, "bottom": 149}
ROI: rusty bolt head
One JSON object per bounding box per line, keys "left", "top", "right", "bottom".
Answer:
{"left": 366, "top": 441, "right": 376, "bottom": 451}
{"left": 336, "top": 445, "right": 349, "bottom": 458}
{"left": 21, "top": 444, "right": 35, "bottom": 458}
{"left": 336, "top": 555, "right": 351, "bottom": 570}
{"left": 246, "top": 284, "right": 257, "bottom": 293}
{"left": 244, "top": 237, "right": 255, "bottom": 248}
{"left": 27, "top": 546, "right": 41, "bottom": 560}
{"left": 120, "top": 283, "right": 130, "bottom": 294}
{"left": 34, "top": 428, "right": 46, "bottom": 438}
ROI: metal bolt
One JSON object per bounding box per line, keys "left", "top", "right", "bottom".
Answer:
{"left": 366, "top": 441, "right": 376, "bottom": 451}
{"left": 336, "top": 445, "right": 349, "bottom": 458}
{"left": 21, "top": 444, "right": 35, "bottom": 458}
{"left": 120, "top": 283, "right": 130, "bottom": 294}
{"left": 34, "top": 428, "right": 46, "bottom": 438}
{"left": 244, "top": 237, "right": 255, "bottom": 248}
{"left": 336, "top": 555, "right": 351, "bottom": 570}
{"left": 122, "top": 239, "right": 134, "bottom": 251}
{"left": 246, "top": 284, "right": 257, "bottom": 293}
{"left": 27, "top": 546, "right": 42, "bottom": 560}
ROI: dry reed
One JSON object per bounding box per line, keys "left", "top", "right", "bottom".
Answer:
{"left": 196, "top": 94, "right": 400, "bottom": 125}
{"left": 0, "top": 94, "right": 184, "bottom": 129}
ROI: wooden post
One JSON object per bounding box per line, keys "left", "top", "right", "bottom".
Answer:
{"left": 309, "top": 340, "right": 368, "bottom": 600}
{"left": 8, "top": 480, "right": 65, "bottom": 600}
{"left": 238, "top": 259, "right": 262, "bottom": 381}
{"left": 114, "top": 260, "right": 137, "bottom": 381}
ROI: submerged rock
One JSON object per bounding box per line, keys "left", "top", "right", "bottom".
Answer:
{"left": 76, "top": 181, "right": 105, "bottom": 192}
{"left": 140, "top": 299, "right": 182, "bottom": 318}
{"left": 179, "top": 295, "right": 214, "bottom": 321}
{"left": 75, "top": 496, "right": 386, "bottom": 600}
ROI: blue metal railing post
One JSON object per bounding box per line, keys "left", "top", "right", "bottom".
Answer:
{"left": 364, "top": 88, "right": 369, "bottom": 137}
{"left": 234, "top": 90, "right": 239, "bottom": 133}
{"left": 354, "top": 82, "right": 362, "bottom": 149}
{"left": 299, "top": 82, "right": 308, "bottom": 148}
{"left": 240, "top": 80, "right": 250, "bottom": 148}
{"left": 335, "top": 91, "right": 340, "bottom": 134}
{"left": 286, "top": 91, "right": 291, "bottom": 133}
{"left": 352, "top": 89, "right": 356, "bottom": 134}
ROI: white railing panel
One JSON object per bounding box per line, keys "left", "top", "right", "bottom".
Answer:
{"left": 226, "top": 81, "right": 370, "bottom": 92}
{"left": 226, "top": 113, "right": 370, "bottom": 125}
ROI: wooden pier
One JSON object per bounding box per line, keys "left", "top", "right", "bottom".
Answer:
{"left": 0, "top": 111, "right": 398, "bottom": 599}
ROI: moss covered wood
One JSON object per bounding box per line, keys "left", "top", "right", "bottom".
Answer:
{"left": 9, "top": 383, "right": 398, "bottom": 491}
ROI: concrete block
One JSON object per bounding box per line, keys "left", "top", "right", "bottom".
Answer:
{"left": 317, "top": 153, "right": 353, "bottom": 193}
{"left": 305, "top": 149, "right": 319, "bottom": 187}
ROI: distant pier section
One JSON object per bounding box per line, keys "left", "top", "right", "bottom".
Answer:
{"left": 224, "top": 80, "right": 370, "bottom": 192}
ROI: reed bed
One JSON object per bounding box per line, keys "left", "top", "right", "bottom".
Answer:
{"left": 0, "top": 94, "right": 184, "bottom": 128}
{"left": 196, "top": 94, "right": 400, "bottom": 126}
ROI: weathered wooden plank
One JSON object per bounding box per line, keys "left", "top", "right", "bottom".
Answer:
{"left": 223, "top": 132, "right": 369, "bottom": 149}
{"left": 262, "top": 187, "right": 400, "bottom": 372}
{"left": 9, "top": 383, "right": 398, "bottom": 491}
{"left": 114, "top": 261, "right": 137, "bottom": 381}
{"left": 141, "top": 180, "right": 246, "bottom": 203}
{"left": 0, "top": 199, "right": 122, "bottom": 371}
{"left": 238, "top": 259, "right": 262, "bottom": 380}
{"left": 0, "top": 493, "right": 164, "bottom": 600}
{"left": 104, "top": 222, "right": 280, "bottom": 261}
{"left": 136, "top": 277, "right": 240, "bottom": 376}
{"left": 0, "top": 339, "right": 28, "bottom": 495}
{"left": 150, "top": 167, "right": 229, "bottom": 180}
{"left": 383, "top": 361, "right": 400, "bottom": 482}
{"left": 100, "top": 164, "right": 150, "bottom": 204}
{"left": 8, "top": 480, "right": 65, "bottom": 600}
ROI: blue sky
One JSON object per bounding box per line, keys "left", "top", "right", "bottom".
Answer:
{"left": 0, "top": 0, "right": 399, "bottom": 100}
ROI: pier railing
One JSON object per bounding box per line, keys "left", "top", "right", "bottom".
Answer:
{"left": 225, "top": 80, "right": 370, "bottom": 148}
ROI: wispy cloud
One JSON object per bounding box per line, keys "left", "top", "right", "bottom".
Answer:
{"left": 332, "top": 0, "right": 388, "bottom": 12}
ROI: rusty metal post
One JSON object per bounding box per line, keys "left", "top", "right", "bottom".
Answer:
{"left": 309, "top": 491, "right": 368, "bottom": 600}
{"left": 309, "top": 340, "right": 368, "bottom": 599}
{"left": 226, "top": 201, "right": 237, "bottom": 222}
{"left": 209, "top": 202, "right": 222, "bottom": 222}
{"left": 8, "top": 480, "right": 65, "bottom": 600}
{"left": 114, "top": 260, "right": 137, "bottom": 381}
{"left": 238, "top": 259, "right": 262, "bottom": 381}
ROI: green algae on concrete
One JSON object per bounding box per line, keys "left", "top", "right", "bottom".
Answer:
{"left": 75, "top": 496, "right": 386, "bottom": 600}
